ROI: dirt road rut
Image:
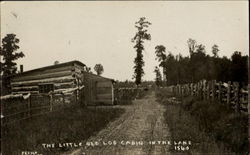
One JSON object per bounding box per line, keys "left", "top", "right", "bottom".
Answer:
{"left": 69, "top": 91, "right": 171, "bottom": 155}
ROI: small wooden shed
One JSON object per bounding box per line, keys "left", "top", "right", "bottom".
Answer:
{"left": 10, "top": 60, "right": 114, "bottom": 105}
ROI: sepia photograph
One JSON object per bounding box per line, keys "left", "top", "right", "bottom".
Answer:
{"left": 0, "top": 1, "right": 249, "bottom": 155}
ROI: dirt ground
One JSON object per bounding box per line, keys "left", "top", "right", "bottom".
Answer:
{"left": 68, "top": 91, "right": 171, "bottom": 155}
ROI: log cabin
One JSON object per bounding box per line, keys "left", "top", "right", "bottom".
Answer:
{"left": 10, "top": 60, "right": 115, "bottom": 105}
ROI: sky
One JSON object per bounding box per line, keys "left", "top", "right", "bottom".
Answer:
{"left": 1, "top": 1, "right": 249, "bottom": 81}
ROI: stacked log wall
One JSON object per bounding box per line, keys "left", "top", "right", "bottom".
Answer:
{"left": 11, "top": 65, "right": 78, "bottom": 94}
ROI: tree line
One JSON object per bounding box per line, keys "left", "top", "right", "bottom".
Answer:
{"left": 131, "top": 17, "right": 248, "bottom": 87}
{"left": 154, "top": 38, "right": 248, "bottom": 87}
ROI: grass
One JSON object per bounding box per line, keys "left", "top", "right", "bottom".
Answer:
{"left": 2, "top": 103, "right": 125, "bottom": 155}
{"left": 156, "top": 89, "right": 248, "bottom": 155}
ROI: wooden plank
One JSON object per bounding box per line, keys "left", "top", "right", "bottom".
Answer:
{"left": 11, "top": 76, "right": 75, "bottom": 86}
{"left": 97, "top": 87, "right": 112, "bottom": 94}
{"left": 54, "top": 82, "right": 76, "bottom": 89}
{"left": 12, "top": 86, "right": 39, "bottom": 91}
{"left": 12, "top": 91, "right": 39, "bottom": 94}
{"left": 97, "top": 81, "right": 112, "bottom": 88}
{"left": 97, "top": 94, "right": 112, "bottom": 99}
{"left": 12, "top": 70, "right": 73, "bottom": 82}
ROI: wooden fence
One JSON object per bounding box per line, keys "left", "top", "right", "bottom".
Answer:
{"left": 114, "top": 87, "right": 146, "bottom": 105}
{"left": 171, "top": 80, "right": 248, "bottom": 114}
{"left": 1, "top": 86, "right": 146, "bottom": 125}
{"left": 1, "top": 89, "right": 80, "bottom": 125}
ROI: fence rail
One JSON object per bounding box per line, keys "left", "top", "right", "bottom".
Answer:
{"left": 1, "top": 89, "right": 81, "bottom": 125}
{"left": 1, "top": 86, "right": 146, "bottom": 125}
{"left": 171, "top": 80, "right": 248, "bottom": 114}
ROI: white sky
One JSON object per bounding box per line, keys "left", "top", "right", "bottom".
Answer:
{"left": 1, "top": 1, "right": 249, "bottom": 81}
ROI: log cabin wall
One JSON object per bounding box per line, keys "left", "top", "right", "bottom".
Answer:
{"left": 10, "top": 60, "right": 114, "bottom": 105}
{"left": 10, "top": 61, "right": 85, "bottom": 95}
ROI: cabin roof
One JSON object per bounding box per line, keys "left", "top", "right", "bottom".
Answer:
{"left": 11, "top": 60, "right": 114, "bottom": 82}
{"left": 12, "top": 60, "right": 86, "bottom": 78}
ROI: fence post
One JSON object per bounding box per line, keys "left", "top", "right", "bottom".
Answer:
{"left": 179, "top": 85, "right": 181, "bottom": 96}
{"left": 176, "top": 85, "right": 179, "bottom": 96}
{"left": 227, "top": 81, "right": 231, "bottom": 105}
{"left": 199, "top": 81, "right": 202, "bottom": 99}
{"left": 233, "top": 82, "right": 240, "bottom": 113}
{"left": 180, "top": 85, "right": 183, "bottom": 97}
{"left": 194, "top": 83, "right": 197, "bottom": 97}
{"left": 191, "top": 83, "right": 193, "bottom": 96}
{"left": 62, "top": 93, "right": 65, "bottom": 104}
{"left": 197, "top": 82, "right": 200, "bottom": 99}
{"left": 218, "top": 81, "right": 222, "bottom": 103}
{"left": 211, "top": 80, "right": 215, "bottom": 102}
{"left": 28, "top": 95, "right": 31, "bottom": 117}
{"left": 196, "top": 83, "right": 199, "bottom": 97}
{"left": 203, "top": 81, "right": 206, "bottom": 100}
{"left": 50, "top": 94, "right": 53, "bottom": 112}
{"left": 207, "top": 81, "right": 210, "bottom": 100}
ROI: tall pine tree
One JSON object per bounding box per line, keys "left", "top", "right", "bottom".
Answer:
{"left": 0, "top": 34, "right": 25, "bottom": 94}
{"left": 131, "top": 17, "right": 151, "bottom": 86}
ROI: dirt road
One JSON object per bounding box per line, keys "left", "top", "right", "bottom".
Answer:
{"left": 69, "top": 91, "right": 171, "bottom": 155}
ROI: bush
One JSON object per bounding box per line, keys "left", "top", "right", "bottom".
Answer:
{"left": 214, "top": 114, "right": 248, "bottom": 154}
{"left": 156, "top": 89, "right": 248, "bottom": 154}
{"left": 181, "top": 97, "right": 248, "bottom": 154}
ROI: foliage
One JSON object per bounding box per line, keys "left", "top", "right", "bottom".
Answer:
{"left": 212, "top": 44, "right": 219, "bottom": 57}
{"left": 153, "top": 66, "right": 162, "bottom": 87}
{"left": 131, "top": 17, "right": 151, "bottom": 85}
{"left": 155, "top": 38, "right": 248, "bottom": 86}
{"left": 181, "top": 97, "right": 248, "bottom": 154}
{"left": 83, "top": 65, "right": 92, "bottom": 73}
{"left": 54, "top": 61, "right": 60, "bottom": 65}
{"left": 187, "top": 38, "right": 196, "bottom": 55}
{"left": 2, "top": 103, "right": 124, "bottom": 155}
{"left": 155, "top": 45, "right": 167, "bottom": 81}
{"left": 94, "top": 63, "right": 104, "bottom": 75}
{"left": 230, "top": 51, "right": 248, "bottom": 86}
{"left": 156, "top": 89, "right": 248, "bottom": 154}
{"left": 0, "top": 34, "right": 25, "bottom": 94}
{"left": 156, "top": 89, "right": 230, "bottom": 154}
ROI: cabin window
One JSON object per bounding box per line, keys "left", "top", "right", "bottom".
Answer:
{"left": 39, "top": 84, "right": 54, "bottom": 93}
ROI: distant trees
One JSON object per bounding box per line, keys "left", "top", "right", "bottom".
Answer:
{"left": 154, "top": 66, "right": 162, "bottom": 87}
{"left": 230, "top": 51, "right": 248, "bottom": 85}
{"left": 84, "top": 66, "right": 92, "bottom": 73}
{"left": 212, "top": 44, "right": 219, "bottom": 57}
{"left": 187, "top": 38, "right": 196, "bottom": 55}
{"left": 155, "top": 45, "right": 167, "bottom": 81}
{"left": 0, "top": 34, "right": 25, "bottom": 94}
{"left": 54, "top": 61, "right": 60, "bottom": 65}
{"left": 94, "top": 64, "right": 104, "bottom": 76}
{"left": 155, "top": 38, "right": 248, "bottom": 86}
{"left": 131, "top": 17, "right": 151, "bottom": 86}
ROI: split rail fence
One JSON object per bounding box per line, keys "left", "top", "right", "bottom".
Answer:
{"left": 171, "top": 80, "right": 248, "bottom": 114}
